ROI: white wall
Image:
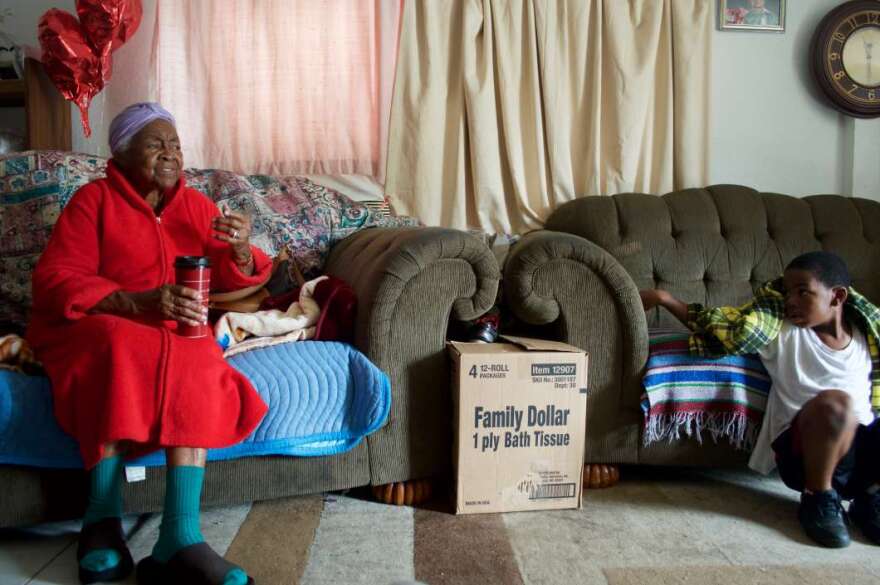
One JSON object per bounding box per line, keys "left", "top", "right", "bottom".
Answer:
{"left": 0, "top": 1, "right": 75, "bottom": 49}
{"left": 710, "top": 0, "right": 880, "bottom": 199}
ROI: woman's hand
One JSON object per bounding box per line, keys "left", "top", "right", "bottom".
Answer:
{"left": 212, "top": 208, "right": 253, "bottom": 267}
{"left": 93, "top": 287, "right": 207, "bottom": 326}
{"left": 152, "top": 285, "right": 207, "bottom": 326}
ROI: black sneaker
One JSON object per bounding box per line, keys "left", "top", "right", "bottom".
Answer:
{"left": 850, "top": 490, "right": 880, "bottom": 545}
{"left": 798, "top": 489, "right": 850, "bottom": 548}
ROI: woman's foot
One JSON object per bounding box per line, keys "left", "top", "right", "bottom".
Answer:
{"left": 77, "top": 517, "right": 134, "bottom": 584}
{"left": 80, "top": 452, "right": 127, "bottom": 581}
{"left": 140, "top": 464, "right": 251, "bottom": 583}
{"left": 136, "top": 542, "right": 252, "bottom": 585}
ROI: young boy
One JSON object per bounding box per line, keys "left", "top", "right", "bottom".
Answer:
{"left": 641, "top": 251, "right": 880, "bottom": 548}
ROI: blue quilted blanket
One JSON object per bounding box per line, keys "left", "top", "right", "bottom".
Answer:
{"left": 0, "top": 341, "right": 390, "bottom": 468}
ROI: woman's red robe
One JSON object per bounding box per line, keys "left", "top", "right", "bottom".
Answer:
{"left": 27, "top": 162, "right": 271, "bottom": 468}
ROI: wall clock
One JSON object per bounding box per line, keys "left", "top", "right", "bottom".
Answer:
{"left": 811, "top": 0, "right": 880, "bottom": 118}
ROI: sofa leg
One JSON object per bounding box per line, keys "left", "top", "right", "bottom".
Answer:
{"left": 582, "top": 464, "right": 620, "bottom": 489}
{"left": 371, "top": 479, "right": 433, "bottom": 506}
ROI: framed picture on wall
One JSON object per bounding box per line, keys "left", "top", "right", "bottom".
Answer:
{"left": 719, "top": 0, "right": 786, "bottom": 32}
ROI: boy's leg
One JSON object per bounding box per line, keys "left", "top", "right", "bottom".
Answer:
{"left": 789, "top": 390, "right": 857, "bottom": 548}
{"left": 796, "top": 390, "right": 858, "bottom": 492}
{"left": 848, "top": 419, "right": 880, "bottom": 544}
{"left": 137, "top": 447, "right": 251, "bottom": 585}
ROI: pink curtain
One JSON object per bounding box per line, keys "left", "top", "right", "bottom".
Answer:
{"left": 156, "top": 0, "right": 402, "bottom": 178}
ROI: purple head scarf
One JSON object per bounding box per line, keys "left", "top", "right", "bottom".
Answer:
{"left": 108, "top": 102, "right": 176, "bottom": 155}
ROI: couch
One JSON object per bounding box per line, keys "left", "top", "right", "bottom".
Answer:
{"left": 0, "top": 151, "right": 500, "bottom": 527}
{"left": 503, "top": 185, "right": 880, "bottom": 470}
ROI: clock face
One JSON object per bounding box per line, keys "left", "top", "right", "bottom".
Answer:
{"left": 842, "top": 26, "right": 880, "bottom": 87}
{"left": 812, "top": 1, "right": 880, "bottom": 118}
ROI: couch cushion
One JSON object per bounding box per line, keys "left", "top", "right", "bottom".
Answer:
{"left": 0, "top": 340, "right": 390, "bottom": 468}
{"left": 0, "top": 152, "right": 107, "bottom": 329}
{"left": 186, "top": 168, "right": 418, "bottom": 277}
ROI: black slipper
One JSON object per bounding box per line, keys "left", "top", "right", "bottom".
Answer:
{"left": 136, "top": 542, "right": 254, "bottom": 585}
{"left": 77, "top": 517, "right": 134, "bottom": 584}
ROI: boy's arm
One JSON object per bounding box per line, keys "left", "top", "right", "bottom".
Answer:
{"left": 640, "top": 289, "right": 689, "bottom": 326}
{"left": 640, "top": 280, "right": 785, "bottom": 356}
{"left": 691, "top": 279, "right": 785, "bottom": 355}
{"left": 688, "top": 304, "right": 775, "bottom": 355}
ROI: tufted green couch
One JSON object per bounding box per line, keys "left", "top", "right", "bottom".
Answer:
{"left": 503, "top": 185, "right": 880, "bottom": 469}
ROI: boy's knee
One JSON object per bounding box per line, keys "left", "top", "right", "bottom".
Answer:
{"left": 802, "top": 390, "right": 854, "bottom": 437}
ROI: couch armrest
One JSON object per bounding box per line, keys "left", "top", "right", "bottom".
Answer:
{"left": 503, "top": 230, "right": 648, "bottom": 463}
{"left": 325, "top": 226, "right": 500, "bottom": 483}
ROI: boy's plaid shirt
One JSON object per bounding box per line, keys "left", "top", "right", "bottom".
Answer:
{"left": 685, "top": 278, "right": 880, "bottom": 414}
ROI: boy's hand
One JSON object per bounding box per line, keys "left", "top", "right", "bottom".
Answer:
{"left": 640, "top": 289, "right": 669, "bottom": 312}
{"left": 640, "top": 289, "right": 691, "bottom": 326}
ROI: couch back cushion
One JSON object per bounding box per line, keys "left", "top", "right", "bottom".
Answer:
{"left": 0, "top": 152, "right": 108, "bottom": 329}
{"left": 544, "top": 185, "right": 880, "bottom": 328}
{"left": 0, "top": 150, "right": 417, "bottom": 331}
{"left": 182, "top": 168, "right": 417, "bottom": 277}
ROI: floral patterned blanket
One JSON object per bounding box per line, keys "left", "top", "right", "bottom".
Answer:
{"left": 0, "top": 150, "right": 418, "bottom": 330}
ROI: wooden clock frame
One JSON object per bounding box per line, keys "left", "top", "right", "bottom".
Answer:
{"left": 811, "top": 0, "right": 880, "bottom": 118}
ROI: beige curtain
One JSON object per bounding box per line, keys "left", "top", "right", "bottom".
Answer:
{"left": 155, "top": 0, "right": 402, "bottom": 177}
{"left": 384, "top": 0, "right": 711, "bottom": 233}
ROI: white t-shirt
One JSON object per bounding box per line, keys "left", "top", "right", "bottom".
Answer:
{"left": 748, "top": 320, "right": 874, "bottom": 474}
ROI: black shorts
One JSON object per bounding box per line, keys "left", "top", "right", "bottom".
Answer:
{"left": 772, "top": 417, "right": 880, "bottom": 499}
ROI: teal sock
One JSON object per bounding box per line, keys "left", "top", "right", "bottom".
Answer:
{"left": 83, "top": 455, "right": 124, "bottom": 525}
{"left": 224, "top": 568, "right": 248, "bottom": 585}
{"left": 80, "top": 549, "right": 122, "bottom": 573}
{"left": 152, "top": 465, "right": 206, "bottom": 563}
{"left": 80, "top": 455, "right": 124, "bottom": 573}
{"left": 152, "top": 466, "right": 248, "bottom": 584}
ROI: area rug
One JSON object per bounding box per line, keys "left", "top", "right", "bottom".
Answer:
{"left": 7, "top": 468, "right": 880, "bottom": 584}
{"left": 227, "top": 468, "right": 880, "bottom": 585}
{"left": 603, "top": 565, "right": 878, "bottom": 585}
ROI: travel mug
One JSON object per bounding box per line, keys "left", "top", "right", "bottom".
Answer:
{"left": 174, "top": 256, "right": 212, "bottom": 338}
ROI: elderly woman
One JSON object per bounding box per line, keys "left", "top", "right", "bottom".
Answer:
{"left": 27, "top": 103, "right": 269, "bottom": 585}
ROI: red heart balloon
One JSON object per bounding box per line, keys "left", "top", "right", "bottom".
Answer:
{"left": 76, "top": 0, "right": 123, "bottom": 61}
{"left": 75, "top": 0, "right": 142, "bottom": 59}
{"left": 113, "top": 0, "right": 143, "bottom": 51}
{"left": 38, "top": 9, "right": 105, "bottom": 137}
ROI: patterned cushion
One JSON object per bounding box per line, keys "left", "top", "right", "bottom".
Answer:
{"left": 0, "top": 152, "right": 107, "bottom": 329}
{"left": 184, "top": 169, "right": 418, "bottom": 278}
{"left": 0, "top": 150, "right": 418, "bottom": 330}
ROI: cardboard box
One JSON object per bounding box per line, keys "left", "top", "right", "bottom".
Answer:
{"left": 448, "top": 335, "right": 588, "bottom": 514}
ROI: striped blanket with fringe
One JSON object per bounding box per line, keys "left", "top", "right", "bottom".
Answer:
{"left": 641, "top": 329, "right": 771, "bottom": 450}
